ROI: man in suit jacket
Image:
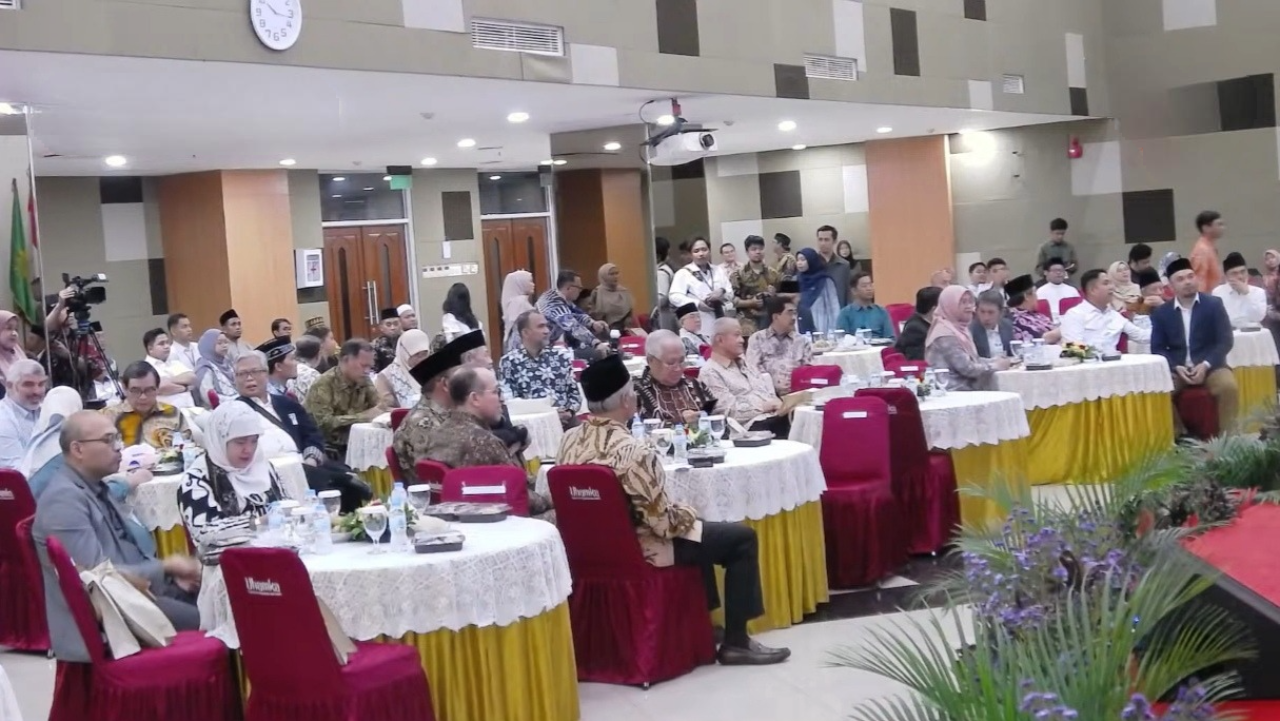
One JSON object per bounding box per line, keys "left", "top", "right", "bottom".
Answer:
{"left": 970, "top": 289, "right": 1014, "bottom": 358}
{"left": 895, "top": 286, "right": 941, "bottom": 361}
{"left": 1150, "top": 257, "right": 1238, "bottom": 435}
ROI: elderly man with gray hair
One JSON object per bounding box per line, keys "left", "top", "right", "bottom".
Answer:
{"left": 633, "top": 329, "right": 716, "bottom": 425}
{"left": 698, "top": 318, "right": 789, "bottom": 437}
{"left": 0, "top": 358, "right": 47, "bottom": 469}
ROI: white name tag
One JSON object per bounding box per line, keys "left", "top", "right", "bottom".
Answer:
{"left": 462, "top": 485, "right": 506, "bottom": 496}
{"left": 288, "top": 413, "right": 298, "bottom": 425}
{"left": 810, "top": 378, "right": 829, "bottom": 385}
{"left": 901, "top": 366, "right": 920, "bottom": 372}
{"left": 842, "top": 411, "right": 869, "bottom": 419}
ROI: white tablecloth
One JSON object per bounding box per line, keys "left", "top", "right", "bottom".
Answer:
{"left": 198, "top": 517, "right": 571, "bottom": 647}
{"left": 994, "top": 354, "right": 1174, "bottom": 410}
{"left": 535, "top": 440, "right": 825, "bottom": 523}
{"left": 1130, "top": 329, "right": 1279, "bottom": 368}
{"left": 511, "top": 409, "right": 564, "bottom": 459}
{"left": 129, "top": 455, "right": 310, "bottom": 532}
{"left": 346, "top": 422, "right": 393, "bottom": 472}
{"left": 810, "top": 349, "right": 885, "bottom": 379}
{"left": 0, "top": 664, "right": 21, "bottom": 721}
{"left": 790, "top": 390, "right": 1030, "bottom": 451}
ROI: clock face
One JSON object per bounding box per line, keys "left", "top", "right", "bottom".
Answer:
{"left": 250, "top": 0, "right": 302, "bottom": 51}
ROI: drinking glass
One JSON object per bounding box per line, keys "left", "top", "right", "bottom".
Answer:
{"left": 361, "top": 509, "right": 388, "bottom": 554}
{"left": 652, "top": 429, "right": 673, "bottom": 457}
{"left": 934, "top": 369, "right": 951, "bottom": 395}
{"left": 407, "top": 484, "right": 432, "bottom": 514}
{"left": 708, "top": 415, "right": 726, "bottom": 438}
{"left": 319, "top": 490, "right": 342, "bottom": 518}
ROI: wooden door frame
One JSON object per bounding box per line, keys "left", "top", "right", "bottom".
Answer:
{"left": 479, "top": 210, "right": 558, "bottom": 290}
{"left": 319, "top": 216, "right": 417, "bottom": 328}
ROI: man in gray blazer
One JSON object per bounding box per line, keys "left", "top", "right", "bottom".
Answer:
{"left": 970, "top": 289, "right": 1015, "bottom": 359}
{"left": 33, "top": 410, "right": 202, "bottom": 662}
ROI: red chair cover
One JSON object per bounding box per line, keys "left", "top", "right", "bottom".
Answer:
{"left": 886, "top": 303, "right": 914, "bottom": 330}
{"left": 547, "top": 465, "right": 715, "bottom": 686}
{"left": 698, "top": 344, "right": 712, "bottom": 360}
{"left": 618, "top": 336, "right": 646, "bottom": 354}
{"left": 682, "top": 367, "right": 700, "bottom": 379}
{"left": 42, "top": 536, "right": 241, "bottom": 721}
{"left": 1176, "top": 385, "right": 1219, "bottom": 440}
{"left": 206, "top": 390, "right": 220, "bottom": 409}
{"left": 636, "top": 313, "right": 651, "bottom": 332}
{"left": 884, "top": 358, "right": 928, "bottom": 380}
{"left": 855, "top": 388, "right": 960, "bottom": 554}
{"left": 1059, "top": 296, "right": 1084, "bottom": 314}
{"left": 384, "top": 447, "right": 402, "bottom": 484}
{"left": 790, "top": 365, "right": 842, "bottom": 391}
{"left": 1036, "top": 299, "right": 1052, "bottom": 318}
{"left": 819, "top": 397, "right": 909, "bottom": 588}
{"left": 221, "top": 548, "right": 435, "bottom": 721}
{"left": 414, "top": 459, "right": 450, "bottom": 504}
{"left": 879, "top": 346, "right": 903, "bottom": 363}
{"left": 1117, "top": 332, "right": 1129, "bottom": 354}
{"left": 0, "top": 474, "right": 47, "bottom": 651}
{"left": 389, "top": 408, "right": 408, "bottom": 432}
{"left": 441, "top": 466, "right": 530, "bottom": 516}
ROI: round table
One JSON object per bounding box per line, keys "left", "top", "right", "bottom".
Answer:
{"left": 536, "top": 440, "right": 829, "bottom": 633}
{"left": 810, "top": 348, "right": 885, "bottom": 378}
{"left": 0, "top": 663, "right": 21, "bottom": 721}
{"left": 1130, "top": 329, "right": 1278, "bottom": 429}
{"left": 199, "top": 518, "right": 578, "bottom": 721}
{"left": 995, "top": 355, "right": 1174, "bottom": 485}
{"left": 346, "top": 422, "right": 396, "bottom": 496}
{"left": 509, "top": 408, "right": 564, "bottom": 459}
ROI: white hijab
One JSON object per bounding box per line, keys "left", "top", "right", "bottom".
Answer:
{"left": 19, "top": 387, "right": 82, "bottom": 477}
{"left": 203, "top": 402, "right": 273, "bottom": 498}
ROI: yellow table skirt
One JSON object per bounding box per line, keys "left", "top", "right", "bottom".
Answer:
{"left": 711, "top": 500, "right": 829, "bottom": 634}
{"left": 1234, "top": 365, "right": 1277, "bottom": 431}
{"left": 949, "top": 437, "right": 1032, "bottom": 530}
{"left": 152, "top": 526, "right": 189, "bottom": 558}
{"left": 1026, "top": 392, "right": 1173, "bottom": 485}
{"left": 358, "top": 467, "right": 395, "bottom": 498}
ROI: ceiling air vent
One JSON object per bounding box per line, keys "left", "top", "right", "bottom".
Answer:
{"left": 1002, "top": 74, "right": 1026, "bottom": 94}
{"left": 0, "top": 0, "right": 21, "bottom": 9}
{"left": 804, "top": 54, "right": 858, "bottom": 81}
{"left": 471, "top": 19, "right": 564, "bottom": 56}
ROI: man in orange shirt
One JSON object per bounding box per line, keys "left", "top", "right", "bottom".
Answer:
{"left": 1190, "top": 210, "right": 1225, "bottom": 293}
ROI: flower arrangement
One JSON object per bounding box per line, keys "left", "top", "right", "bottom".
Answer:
{"left": 337, "top": 496, "right": 418, "bottom": 542}
{"left": 1060, "top": 341, "right": 1096, "bottom": 361}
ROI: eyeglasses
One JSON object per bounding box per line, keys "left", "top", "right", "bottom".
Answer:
{"left": 126, "top": 386, "right": 158, "bottom": 397}
{"left": 235, "top": 369, "right": 268, "bottom": 379}
{"left": 78, "top": 434, "right": 122, "bottom": 450}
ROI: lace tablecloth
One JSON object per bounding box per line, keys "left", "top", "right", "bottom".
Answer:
{"left": 810, "top": 349, "right": 885, "bottom": 379}
{"left": 790, "top": 390, "right": 1031, "bottom": 451}
{"left": 994, "top": 355, "right": 1174, "bottom": 410}
{"left": 511, "top": 409, "right": 564, "bottom": 459}
{"left": 129, "top": 455, "right": 310, "bottom": 531}
{"left": 535, "top": 440, "right": 825, "bottom": 522}
{"left": 1129, "top": 329, "right": 1279, "bottom": 368}
{"left": 346, "top": 422, "right": 394, "bottom": 472}
{"left": 198, "top": 517, "right": 572, "bottom": 647}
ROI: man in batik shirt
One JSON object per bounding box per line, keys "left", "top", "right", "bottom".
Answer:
{"left": 391, "top": 331, "right": 482, "bottom": 482}
{"left": 731, "top": 235, "right": 782, "bottom": 338}
{"left": 634, "top": 330, "right": 716, "bottom": 425}
{"left": 746, "top": 297, "right": 813, "bottom": 396}
{"left": 499, "top": 310, "right": 581, "bottom": 428}
{"left": 370, "top": 308, "right": 403, "bottom": 372}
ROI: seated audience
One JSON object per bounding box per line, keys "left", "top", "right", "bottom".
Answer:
{"left": 167, "top": 313, "right": 199, "bottom": 372}
{"left": 454, "top": 339, "right": 530, "bottom": 457}
{"left": 591, "top": 263, "right": 644, "bottom": 335}
{"left": 303, "top": 339, "right": 384, "bottom": 457}
{"left": 195, "top": 328, "right": 238, "bottom": 408}
{"left": 290, "top": 334, "right": 324, "bottom": 402}
{"left": 1151, "top": 258, "right": 1238, "bottom": 436}
{"left": 1059, "top": 269, "right": 1151, "bottom": 354}
{"left": 1132, "top": 268, "right": 1166, "bottom": 315}
{"left": 1005, "top": 274, "right": 1062, "bottom": 343}
{"left": 258, "top": 336, "right": 296, "bottom": 397}
{"left": 1037, "top": 258, "right": 1081, "bottom": 321}
{"left": 219, "top": 309, "right": 254, "bottom": 360}
{"left": 144, "top": 327, "right": 196, "bottom": 409}
{"left": 398, "top": 304, "right": 419, "bottom": 332}
{"left": 392, "top": 331, "right": 479, "bottom": 482}
{"left": 304, "top": 325, "right": 340, "bottom": 373}
{"left": 500, "top": 310, "right": 582, "bottom": 428}
{"left": 502, "top": 270, "right": 536, "bottom": 352}
{"left": 270, "top": 318, "right": 292, "bottom": 339}
{"left": 375, "top": 328, "right": 432, "bottom": 408}
{"left": 635, "top": 330, "right": 716, "bottom": 425}
{"left": 925, "top": 286, "right": 1010, "bottom": 391}
{"left": 1212, "top": 251, "right": 1267, "bottom": 328}
{"left": 986, "top": 257, "right": 1010, "bottom": 298}
{"left": 0, "top": 310, "right": 30, "bottom": 397}
{"left": 558, "top": 356, "right": 789, "bottom": 665}
{"left": 677, "top": 303, "right": 707, "bottom": 361}
{"left": 895, "top": 287, "right": 942, "bottom": 361}
{"left": 371, "top": 307, "right": 404, "bottom": 373}
{"left": 418, "top": 366, "right": 552, "bottom": 519}
{"left": 1108, "top": 261, "right": 1141, "bottom": 312}
{"left": 970, "top": 290, "right": 1014, "bottom": 358}
{"left": 441, "top": 282, "right": 483, "bottom": 341}
{"left": 929, "top": 268, "right": 954, "bottom": 288}
{"left": 23, "top": 387, "right": 85, "bottom": 496}
{"left": 0, "top": 359, "right": 46, "bottom": 469}
{"left": 699, "top": 318, "right": 788, "bottom": 437}
{"left": 836, "top": 272, "right": 895, "bottom": 338}
{"left": 539, "top": 269, "right": 610, "bottom": 359}
{"left": 34, "top": 411, "right": 203, "bottom": 662}
{"left": 102, "top": 361, "right": 192, "bottom": 448}
{"left": 746, "top": 296, "right": 813, "bottom": 395}
{"left": 967, "top": 262, "right": 990, "bottom": 295}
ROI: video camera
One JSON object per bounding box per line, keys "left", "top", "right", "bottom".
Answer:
{"left": 61, "top": 272, "right": 108, "bottom": 325}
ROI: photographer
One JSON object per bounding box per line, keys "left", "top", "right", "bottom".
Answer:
{"left": 41, "top": 283, "right": 108, "bottom": 400}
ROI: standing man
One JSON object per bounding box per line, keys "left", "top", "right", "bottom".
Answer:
{"left": 537, "top": 269, "right": 610, "bottom": 358}
{"left": 653, "top": 237, "right": 678, "bottom": 332}
{"left": 1036, "top": 258, "right": 1082, "bottom": 321}
{"left": 1150, "top": 257, "right": 1238, "bottom": 435}
{"left": 1128, "top": 243, "right": 1155, "bottom": 275}
{"left": 717, "top": 242, "right": 740, "bottom": 279}
{"left": 371, "top": 308, "right": 403, "bottom": 373}
{"left": 0, "top": 360, "right": 47, "bottom": 469}
{"left": 1035, "top": 218, "right": 1077, "bottom": 282}
{"left": 815, "top": 226, "right": 852, "bottom": 305}
{"left": 167, "top": 313, "right": 199, "bottom": 371}
{"left": 731, "top": 235, "right": 781, "bottom": 338}
{"left": 772, "top": 233, "right": 797, "bottom": 281}
{"left": 836, "top": 273, "right": 896, "bottom": 339}
{"left": 142, "top": 328, "right": 195, "bottom": 409}
{"left": 499, "top": 310, "right": 582, "bottom": 428}
{"left": 1059, "top": 269, "right": 1151, "bottom": 354}
{"left": 746, "top": 297, "right": 812, "bottom": 396}
{"left": 303, "top": 339, "right": 384, "bottom": 457}
{"left": 1191, "top": 210, "right": 1225, "bottom": 293}
{"left": 986, "top": 258, "right": 1010, "bottom": 298}
{"left": 270, "top": 318, "right": 293, "bottom": 339}
{"left": 219, "top": 309, "right": 254, "bottom": 361}
{"left": 1212, "top": 252, "right": 1267, "bottom": 328}
{"left": 967, "top": 262, "right": 990, "bottom": 295}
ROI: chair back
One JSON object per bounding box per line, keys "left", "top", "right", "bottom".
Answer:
{"left": 856, "top": 387, "right": 930, "bottom": 494}
{"left": 886, "top": 303, "right": 915, "bottom": 330}
{"left": 879, "top": 346, "right": 901, "bottom": 362}
{"left": 441, "top": 466, "right": 530, "bottom": 516}
{"left": 682, "top": 367, "right": 700, "bottom": 380}
{"left": 42, "top": 535, "right": 108, "bottom": 663}
{"left": 636, "top": 313, "right": 651, "bottom": 333}
{"left": 0, "top": 470, "right": 35, "bottom": 570}
{"left": 1117, "top": 332, "right": 1129, "bottom": 354}
{"left": 1036, "top": 299, "right": 1052, "bottom": 318}
{"left": 13, "top": 515, "right": 47, "bottom": 646}
{"left": 220, "top": 548, "right": 344, "bottom": 694}
{"left": 415, "top": 459, "right": 450, "bottom": 503}
{"left": 207, "top": 390, "right": 220, "bottom": 409}
{"left": 385, "top": 446, "right": 402, "bottom": 484}
{"left": 547, "top": 465, "right": 651, "bottom": 576}
{"left": 1059, "top": 296, "right": 1083, "bottom": 315}
{"left": 885, "top": 357, "right": 927, "bottom": 380}
{"left": 820, "top": 397, "right": 892, "bottom": 489}
{"left": 790, "top": 365, "right": 842, "bottom": 391}
{"left": 618, "top": 336, "right": 646, "bottom": 354}
{"left": 389, "top": 408, "right": 409, "bottom": 432}
{"left": 698, "top": 344, "right": 711, "bottom": 360}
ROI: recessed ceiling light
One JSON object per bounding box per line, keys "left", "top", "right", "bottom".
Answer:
{"left": 957, "top": 128, "right": 976, "bottom": 135}
{"left": 457, "top": 138, "right": 476, "bottom": 149}
{"left": 332, "top": 176, "right": 346, "bottom": 182}
{"left": 382, "top": 175, "right": 392, "bottom": 181}
{"left": 279, "top": 158, "right": 297, "bottom": 166}
{"left": 489, "top": 175, "right": 502, "bottom": 180}
{"left": 420, "top": 157, "right": 438, "bottom": 166}
{"left": 656, "top": 114, "right": 676, "bottom": 126}
{"left": 876, "top": 126, "right": 893, "bottom": 134}
{"left": 103, "top": 155, "right": 128, "bottom": 168}
{"left": 552, "top": 159, "right": 567, "bottom": 166}
{"left": 603, "top": 141, "right": 622, "bottom": 151}
{"left": 363, "top": 187, "right": 374, "bottom": 191}
{"left": 791, "top": 144, "right": 807, "bottom": 151}
{"left": 778, "top": 120, "right": 797, "bottom": 132}
{"left": 506, "top": 112, "right": 529, "bottom": 123}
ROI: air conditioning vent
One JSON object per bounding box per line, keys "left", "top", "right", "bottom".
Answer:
{"left": 1002, "top": 74, "right": 1025, "bottom": 94}
{"left": 471, "top": 19, "right": 564, "bottom": 56}
{"left": 804, "top": 54, "right": 858, "bottom": 81}
{"left": 0, "top": 0, "right": 21, "bottom": 9}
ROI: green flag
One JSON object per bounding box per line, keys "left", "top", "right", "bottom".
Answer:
{"left": 9, "top": 179, "right": 37, "bottom": 325}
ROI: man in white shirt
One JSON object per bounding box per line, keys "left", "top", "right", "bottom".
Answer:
{"left": 143, "top": 328, "right": 195, "bottom": 409}
{"left": 1211, "top": 251, "right": 1266, "bottom": 328}
{"left": 166, "top": 313, "right": 199, "bottom": 372}
{"left": 1059, "top": 268, "right": 1151, "bottom": 354}
{"left": 1037, "top": 258, "right": 1081, "bottom": 321}
{"left": 967, "top": 261, "right": 990, "bottom": 295}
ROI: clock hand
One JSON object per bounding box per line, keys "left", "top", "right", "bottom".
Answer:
{"left": 264, "top": 1, "right": 284, "bottom": 16}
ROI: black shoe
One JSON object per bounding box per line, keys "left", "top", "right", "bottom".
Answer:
{"left": 717, "top": 639, "right": 791, "bottom": 665}
{"left": 712, "top": 626, "right": 725, "bottom": 646}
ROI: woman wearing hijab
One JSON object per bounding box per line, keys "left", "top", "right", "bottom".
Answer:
{"left": 441, "top": 282, "right": 482, "bottom": 341}
{"left": 501, "top": 270, "right": 536, "bottom": 351}
{"left": 178, "top": 402, "right": 286, "bottom": 562}
{"left": 795, "top": 247, "right": 840, "bottom": 334}
{"left": 924, "top": 286, "right": 1011, "bottom": 391}
{"left": 1108, "top": 261, "right": 1143, "bottom": 312}
{"left": 23, "top": 387, "right": 85, "bottom": 496}
{"left": 0, "top": 310, "right": 29, "bottom": 399}
{"left": 589, "top": 263, "right": 646, "bottom": 336}
{"left": 669, "top": 237, "right": 734, "bottom": 335}
{"left": 194, "top": 329, "right": 238, "bottom": 408}
{"left": 374, "top": 328, "right": 432, "bottom": 408}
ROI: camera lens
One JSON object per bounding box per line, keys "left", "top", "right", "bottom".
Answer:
{"left": 699, "top": 133, "right": 715, "bottom": 150}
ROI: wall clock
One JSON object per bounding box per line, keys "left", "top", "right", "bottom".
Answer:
{"left": 250, "top": 0, "right": 302, "bottom": 51}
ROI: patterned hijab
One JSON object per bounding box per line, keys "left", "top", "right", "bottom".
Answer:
{"left": 202, "top": 401, "right": 273, "bottom": 502}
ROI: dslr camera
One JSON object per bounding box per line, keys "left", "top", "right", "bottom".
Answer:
{"left": 61, "top": 272, "right": 108, "bottom": 323}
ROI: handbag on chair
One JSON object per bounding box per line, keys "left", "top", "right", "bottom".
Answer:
{"left": 79, "top": 560, "right": 177, "bottom": 659}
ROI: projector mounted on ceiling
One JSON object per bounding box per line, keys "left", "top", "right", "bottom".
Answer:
{"left": 643, "top": 98, "right": 718, "bottom": 167}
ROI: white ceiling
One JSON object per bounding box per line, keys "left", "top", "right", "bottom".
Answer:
{"left": 0, "top": 51, "right": 1083, "bottom": 176}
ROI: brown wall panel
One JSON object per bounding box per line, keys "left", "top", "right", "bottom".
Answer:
{"left": 554, "top": 169, "right": 609, "bottom": 288}
{"left": 221, "top": 170, "right": 298, "bottom": 345}
{"left": 157, "top": 171, "right": 232, "bottom": 331}
{"left": 600, "top": 169, "right": 651, "bottom": 314}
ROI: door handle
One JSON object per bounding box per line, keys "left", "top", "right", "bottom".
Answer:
{"left": 363, "top": 282, "right": 375, "bottom": 325}
{"left": 370, "top": 281, "right": 379, "bottom": 323}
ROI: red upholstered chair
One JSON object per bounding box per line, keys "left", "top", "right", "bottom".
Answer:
{"left": 1036, "top": 299, "right": 1052, "bottom": 318}
{"left": 682, "top": 367, "right": 700, "bottom": 379}
{"left": 415, "top": 459, "right": 450, "bottom": 504}
{"left": 855, "top": 388, "right": 960, "bottom": 554}
{"left": 389, "top": 408, "right": 408, "bottom": 432}
{"left": 819, "top": 397, "right": 909, "bottom": 588}
{"left": 698, "top": 344, "right": 712, "bottom": 360}
{"left": 1117, "top": 332, "right": 1129, "bottom": 354}
{"left": 441, "top": 466, "right": 530, "bottom": 516}
{"left": 885, "top": 358, "right": 928, "bottom": 380}
{"left": 618, "top": 336, "right": 646, "bottom": 354}
{"left": 0, "top": 474, "right": 47, "bottom": 652}
{"left": 41, "top": 536, "right": 241, "bottom": 721}
{"left": 879, "top": 346, "right": 900, "bottom": 362}
{"left": 547, "top": 464, "right": 715, "bottom": 686}
{"left": 636, "top": 313, "right": 651, "bottom": 332}
{"left": 206, "top": 390, "right": 220, "bottom": 409}
{"left": 220, "top": 547, "right": 435, "bottom": 721}
{"left": 1176, "top": 385, "right": 1220, "bottom": 440}
{"left": 790, "top": 364, "right": 842, "bottom": 391}
{"left": 572, "top": 359, "right": 586, "bottom": 382}
{"left": 384, "top": 447, "right": 402, "bottom": 484}
{"left": 886, "top": 303, "right": 914, "bottom": 331}
{"left": 1059, "top": 296, "right": 1084, "bottom": 315}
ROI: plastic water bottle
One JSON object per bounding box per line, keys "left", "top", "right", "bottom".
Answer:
{"left": 388, "top": 483, "right": 409, "bottom": 552}
{"left": 673, "top": 424, "right": 688, "bottom": 461}
{"left": 631, "top": 414, "right": 646, "bottom": 441}
{"left": 697, "top": 411, "right": 711, "bottom": 436}
{"left": 266, "top": 502, "right": 285, "bottom": 544}
{"left": 311, "top": 498, "right": 333, "bottom": 555}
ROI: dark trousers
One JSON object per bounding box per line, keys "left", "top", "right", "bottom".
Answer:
{"left": 749, "top": 415, "right": 791, "bottom": 440}
{"left": 673, "top": 522, "right": 764, "bottom": 641}
{"left": 155, "top": 581, "right": 200, "bottom": 631}
{"left": 304, "top": 460, "right": 373, "bottom": 513}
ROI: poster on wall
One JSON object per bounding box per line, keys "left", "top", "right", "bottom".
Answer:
{"left": 295, "top": 249, "right": 324, "bottom": 288}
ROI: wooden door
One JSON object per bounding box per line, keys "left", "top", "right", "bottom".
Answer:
{"left": 361, "top": 225, "right": 410, "bottom": 323}
{"left": 481, "top": 218, "right": 551, "bottom": 344}
{"left": 322, "top": 224, "right": 410, "bottom": 341}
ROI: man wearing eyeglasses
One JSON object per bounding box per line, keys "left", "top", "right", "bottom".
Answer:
{"left": 34, "top": 410, "right": 203, "bottom": 662}
{"left": 100, "top": 361, "right": 193, "bottom": 448}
